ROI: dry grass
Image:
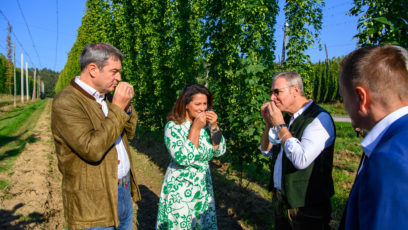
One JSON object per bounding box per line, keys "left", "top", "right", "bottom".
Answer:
{"left": 0, "top": 94, "right": 41, "bottom": 116}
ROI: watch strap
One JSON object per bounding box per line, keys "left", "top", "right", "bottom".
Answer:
{"left": 275, "top": 124, "right": 287, "bottom": 132}
{"left": 211, "top": 126, "right": 220, "bottom": 133}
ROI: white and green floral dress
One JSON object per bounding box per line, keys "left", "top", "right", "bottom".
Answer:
{"left": 156, "top": 120, "right": 226, "bottom": 230}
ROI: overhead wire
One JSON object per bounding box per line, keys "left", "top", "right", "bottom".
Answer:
{"left": 54, "top": 0, "right": 59, "bottom": 70}
{"left": 0, "top": 9, "right": 35, "bottom": 67}
{"left": 324, "top": 1, "right": 354, "bottom": 11}
{"left": 0, "top": 43, "right": 6, "bottom": 51}
{"left": 17, "top": 0, "right": 43, "bottom": 68}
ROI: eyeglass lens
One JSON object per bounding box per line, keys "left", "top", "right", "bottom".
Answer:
{"left": 272, "top": 89, "right": 280, "bottom": 95}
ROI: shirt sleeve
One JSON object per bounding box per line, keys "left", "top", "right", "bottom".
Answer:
{"left": 258, "top": 128, "right": 280, "bottom": 158}
{"left": 213, "top": 135, "right": 226, "bottom": 157}
{"left": 164, "top": 122, "right": 201, "bottom": 166}
{"left": 283, "top": 112, "right": 335, "bottom": 170}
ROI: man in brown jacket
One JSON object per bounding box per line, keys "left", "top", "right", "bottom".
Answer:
{"left": 51, "top": 43, "right": 140, "bottom": 229}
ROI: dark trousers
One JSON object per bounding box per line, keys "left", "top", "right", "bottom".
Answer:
{"left": 272, "top": 189, "right": 332, "bottom": 230}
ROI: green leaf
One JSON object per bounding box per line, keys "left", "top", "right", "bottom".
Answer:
{"left": 194, "top": 201, "right": 202, "bottom": 211}
{"left": 373, "top": 17, "right": 395, "bottom": 29}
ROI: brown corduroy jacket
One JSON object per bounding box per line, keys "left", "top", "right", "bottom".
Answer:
{"left": 51, "top": 79, "right": 141, "bottom": 229}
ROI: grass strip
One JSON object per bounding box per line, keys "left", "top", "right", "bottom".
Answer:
{"left": 0, "top": 99, "right": 48, "bottom": 180}
{"left": 320, "top": 102, "right": 348, "bottom": 116}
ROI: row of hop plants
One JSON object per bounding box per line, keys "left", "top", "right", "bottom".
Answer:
{"left": 312, "top": 56, "right": 342, "bottom": 103}
{"left": 54, "top": 0, "right": 334, "bottom": 193}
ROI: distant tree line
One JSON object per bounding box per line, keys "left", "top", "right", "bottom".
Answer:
{"left": 0, "top": 53, "right": 59, "bottom": 98}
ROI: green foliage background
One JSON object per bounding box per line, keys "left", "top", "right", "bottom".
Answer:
{"left": 52, "top": 0, "right": 338, "bottom": 175}
{"left": 312, "top": 56, "right": 341, "bottom": 103}
{"left": 349, "top": 0, "right": 408, "bottom": 49}
{"left": 53, "top": 0, "right": 408, "bottom": 182}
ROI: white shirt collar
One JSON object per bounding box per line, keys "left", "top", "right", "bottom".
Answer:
{"left": 290, "top": 100, "right": 313, "bottom": 124}
{"left": 361, "top": 106, "right": 408, "bottom": 157}
{"left": 74, "top": 76, "right": 105, "bottom": 102}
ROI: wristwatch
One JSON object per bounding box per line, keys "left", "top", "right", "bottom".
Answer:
{"left": 275, "top": 124, "right": 287, "bottom": 132}
{"left": 211, "top": 126, "right": 220, "bottom": 133}
{"left": 210, "top": 126, "right": 222, "bottom": 145}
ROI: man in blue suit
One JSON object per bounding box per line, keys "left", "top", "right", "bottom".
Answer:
{"left": 339, "top": 45, "right": 408, "bottom": 230}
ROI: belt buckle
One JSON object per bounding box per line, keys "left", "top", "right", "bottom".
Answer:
{"left": 273, "top": 189, "right": 283, "bottom": 202}
{"left": 118, "top": 171, "right": 130, "bottom": 187}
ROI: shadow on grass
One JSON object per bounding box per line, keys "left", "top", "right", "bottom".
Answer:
{"left": 0, "top": 113, "right": 21, "bottom": 122}
{"left": 212, "top": 166, "right": 274, "bottom": 229}
{"left": 131, "top": 129, "right": 274, "bottom": 229}
{"left": 331, "top": 195, "right": 348, "bottom": 229}
{"left": 0, "top": 101, "right": 12, "bottom": 108}
{"left": 131, "top": 129, "right": 169, "bottom": 171}
{"left": 0, "top": 134, "right": 39, "bottom": 164}
{"left": 0, "top": 203, "right": 45, "bottom": 229}
{"left": 333, "top": 164, "right": 358, "bottom": 174}
{"left": 0, "top": 134, "right": 22, "bottom": 148}
{"left": 136, "top": 185, "right": 160, "bottom": 230}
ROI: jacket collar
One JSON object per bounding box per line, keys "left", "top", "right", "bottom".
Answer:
{"left": 361, "top": 106, "right": 408, "bottom": 157}
{"left": 70, "top": 78, "right": 96, "bottom": 101}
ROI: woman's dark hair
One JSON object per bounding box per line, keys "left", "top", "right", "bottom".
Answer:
{"left": 167, "top": 83, "right": 213, "bottom": 124}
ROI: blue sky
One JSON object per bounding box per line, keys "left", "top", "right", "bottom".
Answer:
{"left": 0, "top": 0, "right": 359, "bottom": 72}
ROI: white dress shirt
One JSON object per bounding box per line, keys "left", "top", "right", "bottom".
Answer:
{"left": 358, "top": 106, "right": 408, "bottom": 174}
{"left": 260, "top": 100, "right": 335, "bottom": 190}
{"left": 75, "top": 77, "right": 130, "bottom": 179}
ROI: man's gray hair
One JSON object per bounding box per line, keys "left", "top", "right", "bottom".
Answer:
{"left": 80, "top": 43, "right": 124, "bottom": 72}
{"left": 273, "top": 71, "right": 304, "bottom": 96}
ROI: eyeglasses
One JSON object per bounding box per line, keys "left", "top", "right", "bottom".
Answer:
{"left": 271, "top": 86, "right": 292, "bottom": 96}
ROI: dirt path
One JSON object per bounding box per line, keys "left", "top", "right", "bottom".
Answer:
{"left": 0, "top": 100, "right": 63, "bottom": 229}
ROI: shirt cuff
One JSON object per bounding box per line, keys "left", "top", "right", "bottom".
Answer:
{"left": 268, "top": 128, "right": 282, "bottom": 145}
{"left": 259, "top": 145, "right": 273, "bottom": 157}
{"left": 126, "top": 106, "right": 132, "bottom": 115}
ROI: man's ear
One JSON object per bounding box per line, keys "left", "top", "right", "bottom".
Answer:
{"left": 291, "top": 85, "right": 300, "bottom": 96}
{"left": 88, "top": 63, "right": 98, "bottom": 78}
{"left": 355, "top": 86, "right": 370, "bottom": 115}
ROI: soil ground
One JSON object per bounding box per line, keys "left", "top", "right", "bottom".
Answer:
{"left": 0, "top": 100, "right": 64, "bottom": 229}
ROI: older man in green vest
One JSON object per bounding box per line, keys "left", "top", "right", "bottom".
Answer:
{"left": 260, "top": 71, "right": 335, "bottom": 230}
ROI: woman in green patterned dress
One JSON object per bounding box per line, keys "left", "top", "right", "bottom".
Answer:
{"left": 156, "top": 83, "right": 226, "bottom": 230}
